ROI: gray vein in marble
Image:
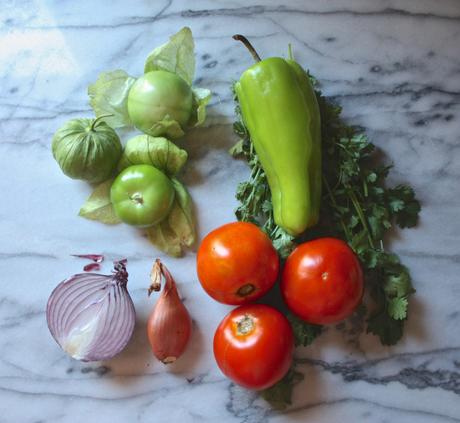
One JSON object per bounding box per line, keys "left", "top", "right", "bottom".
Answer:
{"left": 227, "top": 383, "right": 460, "bottom": 423}
{"left": 330, "top": 84, "right": 460, "bottom": 100}
{"left": 0, "top": 252, "right": 57, "bottom": 260}
{"left": 265, "top": 17, "right": 356, "bottom": 65}
{"left": 181, "top": 6, "right": 460, "bottom": 21}
{"left": 285, "top": 397, "right": 460, "bottom": 423}
{"left": 10, "top": 5, "right": 460, "bottom": 32}
{"left": 297, "top": 346, "right": 460, "bottom": 394}
{"left": 0, "top": 245, "right": 458, "bottom": 265}
{"left": 399, "top": 250, "right": 460, "bottom": 264}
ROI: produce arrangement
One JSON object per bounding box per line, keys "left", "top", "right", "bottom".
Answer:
{"left": 46, "top": 256, "right": 191, "bottom": 364}
{"left": 52, "top": 27, "right": 211, "bottom": 256}
{"left": 225, "top": 35, "right": 420, "bottom": 406}
{"left": 46, "top": 29, "right": 421, "bottom": 410}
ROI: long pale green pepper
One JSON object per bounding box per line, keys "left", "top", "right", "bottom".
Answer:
{"left": 233, "top": 35, "right": 322, "bottom": 236}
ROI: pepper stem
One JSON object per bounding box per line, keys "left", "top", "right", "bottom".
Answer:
{"left": 233, "top": 34, "right": 261, "bottom": 62}
{"left": 90, "top": 113, "right": 114, "bottom": 131}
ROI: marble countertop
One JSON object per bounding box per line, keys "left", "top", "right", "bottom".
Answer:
{"left": 1, "top": 1, "right": 460, "bottom": 422}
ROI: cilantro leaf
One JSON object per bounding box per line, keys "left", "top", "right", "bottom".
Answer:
{"left": 387, "top": 185, "right": 421, "bottom": 228}
{"left": 288, "top": 314, "right": 322, "bottom": 346}
{"left": 388, "top": 297, "right": 409, "bottom": 320}
{"left": 261, "top": 369, "right": 304, "bottom": 410}
{"left": 367, "top": 312, "right": 404, "bottom": 346}
{"left": 229, "top": 139, "right": 245, "bottom": 158}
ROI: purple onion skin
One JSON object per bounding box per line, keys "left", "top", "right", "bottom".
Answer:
{"left": 83, "top": 263, "right": 101, "bottom": 272}
{"left": 46, "top": 260, "right": 135, "bottom": 362}
{"left": 72, "top": 254, "right": 104, "bottom": 263}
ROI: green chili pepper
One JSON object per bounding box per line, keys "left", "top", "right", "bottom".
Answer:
{"left": 233, "top": 35, "right": 322, "bottom": 236}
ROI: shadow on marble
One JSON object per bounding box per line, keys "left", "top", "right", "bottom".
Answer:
{"left": 160, "top": 318, "right": 206, "bottom": 375}
{"left": 101, "top": 311, "right": 206, "bottom": 384}
{"left": 179, "top": 118, "right": 237, "bottom": 187}
{"left": 102, "top": 315, "right": 153, "bottom": 385}
{"left": 403, "top": 295, "right": 428, "bottom": 343}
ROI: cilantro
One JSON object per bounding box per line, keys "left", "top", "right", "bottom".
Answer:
{"left": 387, "top": 185, "right": 421, "bottom": 228}
{"left": 388, "top": 297, "right": 409, "bottom": 320}
{"left": 288, "top": 313, "right": 323, "bottom": 347}
{"left": 231, "top": 69, "right": 421, "bottom": 406}
{"left": 261, "top": 369, "right": 304, "bottom": 410}
{"left": 366, "top": 311, "right": 403, "bottom": 345}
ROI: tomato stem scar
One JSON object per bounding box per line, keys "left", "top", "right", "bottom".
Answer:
{"left": 236, "top": 283, "right": 255, "bottom": 297}
{"left": 236, "top": 315, "right": 255, "bottom": 335}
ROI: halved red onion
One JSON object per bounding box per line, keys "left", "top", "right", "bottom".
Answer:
{"left": 46, "top": 260, "right": 135, "bottom": 361}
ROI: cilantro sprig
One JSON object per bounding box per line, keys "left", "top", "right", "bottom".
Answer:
{"left": 230, "top": 76, "right": 420, "bottom": 406}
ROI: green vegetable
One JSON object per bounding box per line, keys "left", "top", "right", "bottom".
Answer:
{"left": 127, "top": 71, "right": 193, "bottom": 139}
{"left": 232, "top": 66, "right": 420, "bottom": 347}
{"left": 52, "top": 116, "right": 122, "bottom": 184}
{"left": 190, "top": 87, "right": 212, "bottom": 128}
{"left": 288, "top": 314, "right": 322, "bottom": 347}
{"left": 110, "top": 164, "right": 175, "bottom": 227}
{"left": 88, "top": 27, "right": 211, "bottom": 137}
{"left": 231, "top": 41, "right": 421, "bottom": 408}
{"left": 79, "top": 174, "right": 195, "bottom": 256}
{"left": 88, "top": 70, "right": 136, "bottom": 129}
{"left": 144, "top": 27, "right": 195, "bottom": 85}
{"left": 233, "top": 35, "right": 321, "bottom": 236}
{"left": 78, "top": 179, "right": 121, "bottom": 225}
{"left": 145, "top": 179, "right": 195, "bottom": 257}
{"left": 117, "top": 134, "right": 188, "bottom": 177}
{"left": 261, "top": 369, "right": 304, "bottom": 410}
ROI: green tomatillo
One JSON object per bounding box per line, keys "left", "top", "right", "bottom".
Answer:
{"left": 110, "top": 164, "right": 175, "bottom": 228}
{"left": 127, "top": 70, "right": 193, "bottom": 138}
{"left": 52, "top": 115, "right": 122, "bottom": 184}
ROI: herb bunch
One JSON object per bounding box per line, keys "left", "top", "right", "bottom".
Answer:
{"left": 230, "top": 79, "right": 420, "bottom": 347}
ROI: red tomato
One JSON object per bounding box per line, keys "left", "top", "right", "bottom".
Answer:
{"left": 281, "top": 237, "right": 363, "bottom": 325}
{"left": 196, "top": 222, "right": 279, "bottom": 305}
{"left": 213, "top": 304, "right": 294, "bottom": 390}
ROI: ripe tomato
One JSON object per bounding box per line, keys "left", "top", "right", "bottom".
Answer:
{"left": 196, "top": 222, "right": 279, "bottom": 305}
{"left": 281, "top": 237, "right": 363, "bottom": 325}
{"left": 213, "top": 304, "right": 294, "bottom": 390}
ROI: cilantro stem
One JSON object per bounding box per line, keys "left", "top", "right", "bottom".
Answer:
{"left": 323, "top": 177, "right": 352, "bottom": 240}
{"left": 363, "top": 180, "right": 368, "bottom": 197}
{"left": 347, "top": 187, "right": 375, "bottom": 249}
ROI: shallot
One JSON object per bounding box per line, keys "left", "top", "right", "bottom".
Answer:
{"left": 147, "top": 259, "right": 192, "bottom": 364}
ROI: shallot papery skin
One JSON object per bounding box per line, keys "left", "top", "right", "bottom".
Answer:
{"left": 147, "top": 260, "right": 192, "bottom": 364}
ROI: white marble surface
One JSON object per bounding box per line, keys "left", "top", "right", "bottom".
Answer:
{"left": 1, "top": 0, "right": 460, "bottom": 422}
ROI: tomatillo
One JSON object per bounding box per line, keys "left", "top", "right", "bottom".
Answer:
{"left": 127, "top": 70, "right": 193, "bottom": 137}
{"left": 110, "top": 164, "right": 175, "bottom": 227}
